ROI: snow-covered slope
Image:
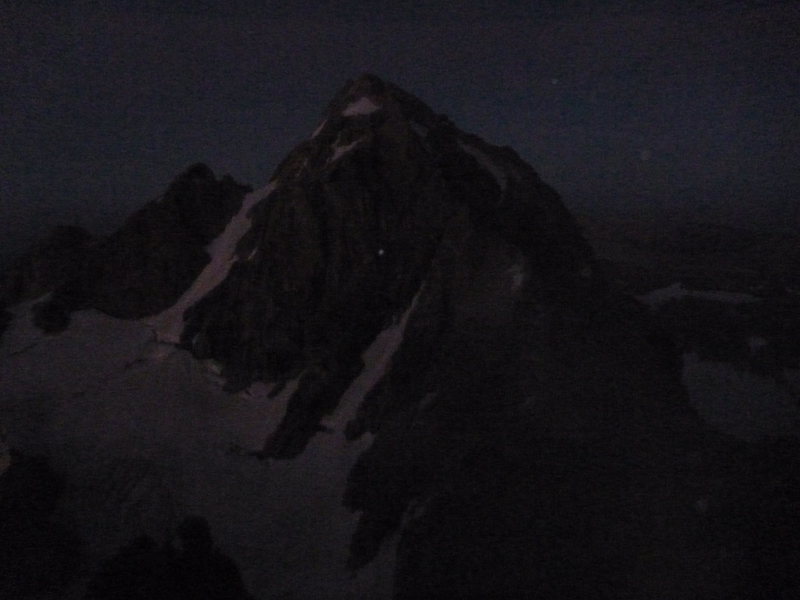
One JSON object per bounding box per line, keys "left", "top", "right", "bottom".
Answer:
{"left": 0, "top": 292, "right": 416, "bottom": 597}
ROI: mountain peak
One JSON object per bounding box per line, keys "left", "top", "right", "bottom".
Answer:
{"left": 2, "top": 77, "right": 776, "bottom": 600}
{"left": 277, "top": 76, "right": 575, "bottom": 242}
{"left": 339, "top": 72, "right": 389, "bottom": 100}
{"left": 173, "top": 76, "right": 594, "bottom": 453}
{"left": 175, "top": 162, "right": 216, "bottom": 182}
{"left": 328, "top": 73, "right": 401, "bottom": 113}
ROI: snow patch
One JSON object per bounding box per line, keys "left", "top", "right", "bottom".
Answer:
{"left": 637, "top": 282, "right": 759, "bottom": 308}
{"left": 0, "top": 262, "right": 421, "bottom": 598}
{"left": 458, "top": 140, "right": 508, "bottom": 192}
{"left": 148, "top": 182, "right": 277, "bottom": 344}
{"left": 342, "top": 97, "right": 381, "bottom": 116}
{"left": 0, "top": 305, "right": 396, "bottom": 597}
{"left": 682, "top": 352, "right": 800, "bottom": 442}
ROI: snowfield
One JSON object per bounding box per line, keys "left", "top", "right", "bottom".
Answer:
{"left": 0, "top": 290, "right": 418, "bottom": 598}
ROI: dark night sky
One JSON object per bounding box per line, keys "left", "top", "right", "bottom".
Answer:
{"left": 2, "top": 1, "right": 798, "bottom": 258}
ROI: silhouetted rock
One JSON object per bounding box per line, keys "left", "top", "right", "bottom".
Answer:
{"left": 85, "top": 164, "right": 251, "bottom": 318}
{"left": 0, "top": 224, "right": 97, "bottom": 307}
{"left": 0, "top": 451, "right": 81, "bottom": 597}
{"left": 85, "top": 516, "right": 253, "bottom": 600}
{"left": 4, "top": 165, "right": 252, "bottom": 330}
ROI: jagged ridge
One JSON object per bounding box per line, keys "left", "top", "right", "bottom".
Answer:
{"left": 2, "top": 164, "right": 251, "bottom": 333}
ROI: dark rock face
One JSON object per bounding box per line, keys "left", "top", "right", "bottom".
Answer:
{"left": 5, "top": 164, "right": 250, "bottom": 331}
{"left": 0, "top": 308, "right": 10, "bottom": 339}
{"left": 84, "top": 516, "right": 253, "bottom": 600}
{"left": 84, "top": 164, "right": 250, "bottom": 319}
{"left": 0, "top": 225, "right": 97, "bottom": 307}
{"left": 343, "top": 279, "right": 717, "bottom": 597}
{"left": 0, "top": 451, "right": 82, "bottom": 597}
{"left": 0, "top": 225, "right": 97, "bottom": 337}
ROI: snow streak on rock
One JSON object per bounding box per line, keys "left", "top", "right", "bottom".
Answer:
{"left": 234, "top": 293, "right": 420, "bottom": 598}
{"left": 329, "top": 137, "right": 363, "bottom": 164}
{"left": 312, "top": 118, "right": 327, "bottom": 138}
{"left": 637, "top": 282, "right": 759, "bottom": 307}
{"left": 149, "top": 182, "right": 277, "bottom": 343}
{"left": 321, "top": 291, "right": 420, "bottom": 433}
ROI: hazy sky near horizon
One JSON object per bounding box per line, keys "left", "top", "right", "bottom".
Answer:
{"left": 2, "top": 1, "right": 798, "bottom": 255}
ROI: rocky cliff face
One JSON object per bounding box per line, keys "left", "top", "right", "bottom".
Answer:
{"left": 179, "top": 74, "right": 592, "bottom": 455}
{"left": 0, "top": 225, "right": 97, "bottom": 307}
{"left": 7, "top": 164, "right": 250, "bottom": 332}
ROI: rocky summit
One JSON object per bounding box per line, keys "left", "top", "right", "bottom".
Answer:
{"left": 1, "top": 75, "right": 798, "bottom": 599}
{"left": 180, "top": 74, "right": 593, "bottom": 454}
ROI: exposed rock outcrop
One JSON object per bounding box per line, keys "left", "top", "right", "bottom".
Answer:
{"left": 8, "top": 164, "right": 251, "bottom": 332}
{"left": 0, "top": 225, "right": 97, "bottom": 307}
{"left": 86, "top": 163, "right": 250, "bottom": 319}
